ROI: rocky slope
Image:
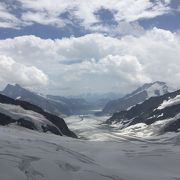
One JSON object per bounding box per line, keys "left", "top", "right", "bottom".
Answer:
{"left": 100, "top": 81, "right": 169, "bottom": 115}
{"left": 106, "top": 89, "right": 180, "bottom": 134}
{"left": 0, "top": 93, "right": 77, "bottom": 138}
{"left": 2, "top": 84, "right": 72, "bottom": 116}
{"left": 47, "top": 95, "right": 92, "bottom": 115}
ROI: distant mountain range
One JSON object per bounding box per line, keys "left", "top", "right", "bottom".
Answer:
{"left": 69, "top": 92, "right": 122, "bottom": 110}
{"left": 106, "top": 88, "right": 180, "bottom": 134}
{"left": 46, "top": 95, "right": 92, "bottom": 115}
{"left": 0, "top": 93, "right": 77, "bottom": 138}
{"left": 1, "top": 81, "right": 180, "bottom": 136}
{"left": 1, "top": 84, "right": 93, "bottom": 116}
{"left": 1, "top": 84, "right": 122, "bottom": 116}
{"left": 98, "top": 81, "right": 169, "bottom": 115}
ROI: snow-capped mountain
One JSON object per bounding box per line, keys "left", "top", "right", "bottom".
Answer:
{"left": 100, "top": 81, "right": 169, "bottom": 115}
{"left": 0, "top": 93, "right": 77, "bottom": 138}
{"left": 106, "top": 88, "right": 180, "bottom": 134}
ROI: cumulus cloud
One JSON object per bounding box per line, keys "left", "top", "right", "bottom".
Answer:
{"left": 0, "top": 55, "right": 48, "bottom": 88}
{"left": 0, "top": 0, "right": 174, "bottom": 32}
{"left": 0, "top": 28, "right": 179, "bottom": 94}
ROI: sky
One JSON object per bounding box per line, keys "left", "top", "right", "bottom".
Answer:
{"left": 0, "top": 0, "right": 180, "bottom": 96}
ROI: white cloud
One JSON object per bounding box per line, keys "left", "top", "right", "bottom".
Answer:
{"left": 0, "top": 0, "right": 174, "bottom": 31}
{"left": 0, "top": 3, "right": 21, "bottom": 28}
{"left": 0, "top": 28, "right": 179, "bottom": 95}
{"left": 0, "top": 55, "right": 48, "bottom": 88}
{"left": 76, "top": 0, "right": 171, "bottom": 28}
{"left": 89, "top": 21, "right": 145, "bottom": 37}
{"left": 21, "top": 11, "right": 66, "bottom": 28}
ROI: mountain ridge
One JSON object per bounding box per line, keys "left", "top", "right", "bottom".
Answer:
{"left": 2, "top": 84, "right": 74, "bottom": 116}
{"left": 106, "top": 88, "right": 180, "bottom": 134}
{"left": 0, "top": 93, "right": 77, "bottom": 138}
{"left": 99, "top": 81, "right": 169, "bottom": 115}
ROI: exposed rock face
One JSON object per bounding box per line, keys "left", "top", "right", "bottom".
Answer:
{"left": 106, "top": 89, "right": 180, "bottom": 134}
{"left": 0, "top": 113, "right": 16, "bottom": 125}
{"left": 0, "top": 93, "right": 77, "bottom": 138}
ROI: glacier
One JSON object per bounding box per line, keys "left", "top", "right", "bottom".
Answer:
{"left": 0, "top": 115, "right": 180, "bottom": 180}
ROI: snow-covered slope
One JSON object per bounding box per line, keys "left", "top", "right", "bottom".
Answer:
{"left": 0, "top": 102, "right": 59, "bottom": 132}
{"left": 100, "top": 81, "right": 169, "bottom": 115}
{"left": 0, "top": 93, "right": 77, "bottom": 138}
{"left": 65, "top": 114, "right": 180, "bottom": 142}
{"left": 107, "top": 88, "right": 180, "bottom": 134}
{"left": 1, "top": 97, "right": 180, "bottom": 180}
{"left": 126, "top": 81, "right": 169, "bottom": 99}
{"left": 1, "top": 115, "right": 180, "bottom": 180}
{"left": 158, "top": 94, "right": 180, "bottom": 110}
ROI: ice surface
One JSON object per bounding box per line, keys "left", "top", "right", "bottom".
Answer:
{"left": 1, "top": 115, "right": 180, "bottom": 180}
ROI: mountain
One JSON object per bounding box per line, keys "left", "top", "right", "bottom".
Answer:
{"left": 72, "top": 92, "right": 122, "bottom": 102}
{"left": 2, "top": 84, "right": 73, "bottom": 116}
{"left": 0, "top": 93, "right": 77, "bottom": 138}
{"left": 69, "top": 92, "right": 122, "bottom": 111}
{"left": 2, "top": 84, "right": 99, "bottom": 116}
{"left": 99, "top": 81, "right": 169, "bottom": 115}
{"left": 47, "top": 95, "right": 92, "bottom": 115}
{"left": 106, "top": 88, "right": 180, "bottom": 134}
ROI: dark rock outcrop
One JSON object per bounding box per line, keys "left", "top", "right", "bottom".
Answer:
{"left": 0, "top": 93, "right": 77, "bottom": 138}
{"left": 106, "top": 89, "right": 180, "bottom": 134}
{"left": 0, "top": 113, "right": 16, "bottom": 125}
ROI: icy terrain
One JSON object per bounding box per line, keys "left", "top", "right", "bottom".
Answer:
{"left": 0, "top": 115, "right": 180, "bottom": 180}
{"left": 158, "top": 94, "right": 180, "bottom": 110}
